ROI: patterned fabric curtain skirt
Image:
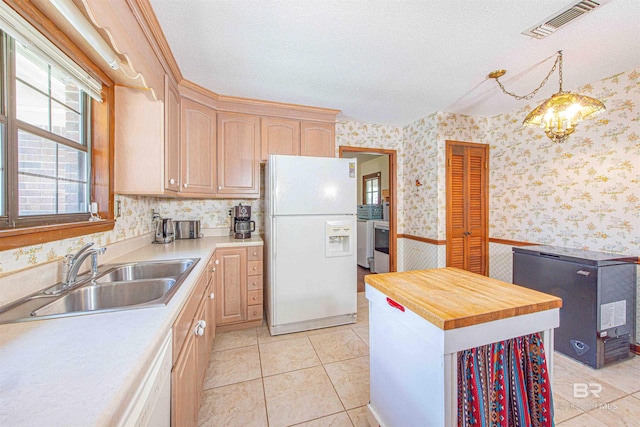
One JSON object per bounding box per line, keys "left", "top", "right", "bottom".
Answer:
{"left": 458, "top": 332, "right": 554, "bottom": 426}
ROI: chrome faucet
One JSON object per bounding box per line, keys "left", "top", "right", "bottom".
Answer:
{"left": 63, "top": 243, "right": 107, "bottom": 287}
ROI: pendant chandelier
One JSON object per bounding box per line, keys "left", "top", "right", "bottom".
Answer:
{"left": 488, "top": 51, "right": 605, "bottom": 143}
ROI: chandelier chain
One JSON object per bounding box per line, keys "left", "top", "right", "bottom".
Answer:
{"left": 494, "top": 51, "right": 563, "bottom": 100}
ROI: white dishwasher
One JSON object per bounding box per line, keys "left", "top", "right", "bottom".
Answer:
{"left": 118, "top": 330, "right": 172, "bottom": 427}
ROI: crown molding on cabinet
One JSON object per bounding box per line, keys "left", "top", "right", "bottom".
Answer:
{"left": 128, "top": 0, "right": 183, "bottom": 86}
{"left": 179, "top": 80, "right": 340, "bottom": 123}
{"left": 129, "top": 0, "right": 340, "bottom": 122}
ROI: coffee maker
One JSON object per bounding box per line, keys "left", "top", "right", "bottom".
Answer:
{"left": 231, "top": 204, "right": 255, "bottom": 239}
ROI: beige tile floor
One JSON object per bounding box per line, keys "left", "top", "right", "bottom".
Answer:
{"left": 197, "top": 292, "right": 640, "bottom": 426}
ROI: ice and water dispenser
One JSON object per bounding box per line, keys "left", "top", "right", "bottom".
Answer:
{"left": 325, "top": 221, "right": 353, "bottom": 257}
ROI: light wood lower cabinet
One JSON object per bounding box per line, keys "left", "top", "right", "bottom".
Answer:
{"left": 216, "top": 245, "right": 264, "bottom": 332}
{"left": 171, "top": 255, "right": 216, "bottom": 427}
{"left": 172, "top": 330, "right": 197, "bottom": 427}
{"left": 215, "top": 247, "right": 247, "bottom": 325}
{"left": 204, "top": 257, "right": 216, "bottom": 353}
{"left": 246, "top": 246, "right": 263, "bottom": 321}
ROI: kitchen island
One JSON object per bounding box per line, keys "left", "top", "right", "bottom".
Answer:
{"left": 365, "top": 267, "right": 562, "bottom": 427}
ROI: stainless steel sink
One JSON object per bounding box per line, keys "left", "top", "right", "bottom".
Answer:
{"left": 0, "top": 258, "right": 199, "bottom": 324}
{"left": 94, "top": 260, "right": 194, "bottom": 283}
{"left": 32, "top": 278, "right": 177, "bottom": 317}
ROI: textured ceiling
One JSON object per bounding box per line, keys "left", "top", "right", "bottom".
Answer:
{"left": 149, "top": 0, "right": 640, "bottom": 126}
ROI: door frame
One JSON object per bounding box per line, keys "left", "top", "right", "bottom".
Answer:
{"left": 445, "top": 140, "right": 489, "bottom": 275}
{"left": 339, "top": 146, "right": 398, "bottom": 272}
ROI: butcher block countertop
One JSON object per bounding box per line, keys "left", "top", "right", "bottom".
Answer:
{"left": 364, "top": 267, "right": 562, "bottom": 330}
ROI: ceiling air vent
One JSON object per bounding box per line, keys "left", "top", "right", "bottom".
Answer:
{"left": 522, "top": 0, "right": 611, "bottom": 39}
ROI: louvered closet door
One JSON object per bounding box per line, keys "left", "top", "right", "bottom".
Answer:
{"left": 446, "top": 142, "right": 488, "bottom": 275}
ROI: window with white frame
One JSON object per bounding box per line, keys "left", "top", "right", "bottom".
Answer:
{"left": 363, "top": 172, "right": 381, "bottom": 205}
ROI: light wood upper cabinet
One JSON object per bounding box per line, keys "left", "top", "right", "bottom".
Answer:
{"left": 261, "top": 117, "right": 300, "bottom": 161}
{"left": 164, "top": 76, "right": 181, "bottom": 192}
{"left": 217, "top": 112, "right": 260, "bottom": 196}
{"left": 261, "top": 118, "right": 336, "bottom": 161}
{"left": 181, "top": 99, "right": 217, "bottom": 194}
{"left": 301, "top": 121, "right": 335, "bottom": 158}
{"left": 114, "top": 85, "right": 172, "bottom": 195}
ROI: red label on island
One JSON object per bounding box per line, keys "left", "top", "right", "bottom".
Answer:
{"left": 386, "top": 297, "right": 405, "bottom": 312}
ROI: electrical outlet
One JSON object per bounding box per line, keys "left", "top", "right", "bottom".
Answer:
{"left": 115, "top": 200, "right": 122, "bottom": 218}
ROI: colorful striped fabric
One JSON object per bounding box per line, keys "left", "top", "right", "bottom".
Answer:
{"left": 458, "top": 332, "right": 554, "bottom": 426}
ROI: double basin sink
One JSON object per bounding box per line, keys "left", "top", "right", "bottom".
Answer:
{"left": 0, "top": 258, "right": 199, "bottom": 324}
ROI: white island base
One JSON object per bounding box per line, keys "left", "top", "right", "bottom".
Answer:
{"left": 366, "top": 284, "right": 559, "bottom": 427}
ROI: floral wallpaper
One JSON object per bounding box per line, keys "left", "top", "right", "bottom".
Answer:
{"left": 435, "top": 112, "right": 491, "bottom": 240}
{"left": 489, "top": 66, "right": 639, "bottom": 255}
{"left": 0, "top": 194, "right": 157, "bottom": 274}
{"left": 335, "top": 121, "right": 405, "bottom": 234}
{"left": 402, "top": 113, "right": 438, "bottom": 239}
{"left": 1, "top": 66, "right": 637, "bottom": 331}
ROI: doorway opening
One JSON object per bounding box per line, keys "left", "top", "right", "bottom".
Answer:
{"left": 339, "top": 146, "right": 398, "bottom": 292}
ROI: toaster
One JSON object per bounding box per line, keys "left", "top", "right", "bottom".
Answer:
{"left": 174, "top": 220, "right": 202, "bottom": 239}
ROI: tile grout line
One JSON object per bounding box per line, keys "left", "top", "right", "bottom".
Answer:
{"left": 254, "top": 326, "right": 271, "bottom": 427}
{"left": 308, "top": 325, "right": 355, "bottom": 427}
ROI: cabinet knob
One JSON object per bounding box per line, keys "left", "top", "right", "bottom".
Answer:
{"left": 215, "top": 259, "right": 219, "bottom": 265}
{"left": 252, "top": 296, "right": 257, "bottom": 301}
{"left": 209, "top": 292, "right": 215, "bottom": 300}
{"left": 211, "top": 267, "right": 216, "bottom": 272}
{"left": 218, "top": 186, "right": 222, "bottom": 191}
{"left": 194, "top": 320, "right": 206, "bottom": 336}
{"left": 252, "top": 266, "right": 257, "bottom": 271}
{"left": 183, "top": 183, "right": 189, "bottom": 188}
{"left": 169, "top": 178, "right": 176, "bottom": 185}
{"left": 252, "top": 252, "right": 257, "bottom": 256}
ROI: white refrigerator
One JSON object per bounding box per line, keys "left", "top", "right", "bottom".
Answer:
{"left": 265, "top": 155, "right": 358, "bottom": 335}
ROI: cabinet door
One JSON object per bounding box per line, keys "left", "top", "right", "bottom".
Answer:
{"left": 114, "top": 86, "right": 165, "bottom": 194}
{"left": 260, "top": 117, "right": 300, "bottom": 161}
{"left": 217, "top": 112, "right": 260, "bottom": 195}
{"left": 195, "top": 302, "right": 208, "bottom": 391}
{"left": 164, "top": 75, "right": 181, "bottom": 192}
{"left": 446, "top": 142, "right": 488, "bottom": 275}
{"left": 181, "top": 99, "right": 217, "bottom": 194}
{"left": 300, "top": 121, "right": 335, "bottom": 157}
{"left": 171, "top": 333, "right": 197, "bottom": 427}
{"left": 205, "top": 268, "right": 216, "bottom": 352}
{"left": 215, "top": 248, "right": 247, "bottom": 325}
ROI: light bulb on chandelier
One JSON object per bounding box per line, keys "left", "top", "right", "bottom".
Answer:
{"left": 488, "top": 51, "right": 605, "bottom": 143}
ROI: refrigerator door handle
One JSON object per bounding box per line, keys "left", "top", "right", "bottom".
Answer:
{"left": 272, "top": 220, "right": 276, "bottom": 260}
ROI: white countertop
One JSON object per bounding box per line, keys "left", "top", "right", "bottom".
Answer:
{"left": 0, "top": 235, "right": 262, "bottom": 427}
